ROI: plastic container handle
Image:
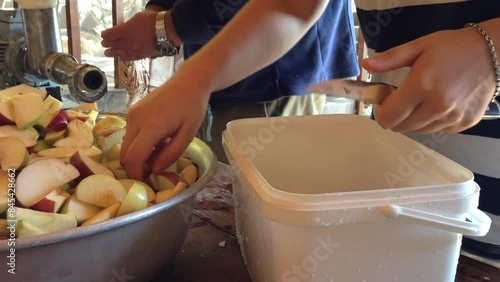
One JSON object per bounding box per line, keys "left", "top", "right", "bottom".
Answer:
{"left": 383, "top": 204, "right": 492, "bottom": 237}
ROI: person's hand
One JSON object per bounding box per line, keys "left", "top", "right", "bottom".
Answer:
{"left": 120, "top": 74, "right": 211, "bottom": 180}
{"left": 363, "top": 27, "right": 497, "bottom": 134}
{"left": 101, "top": 10, "right": 159, "bottom": 61}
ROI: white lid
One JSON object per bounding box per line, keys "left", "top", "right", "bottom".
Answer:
{"left": 15, "top": 0, "right": 57, "bottom": 9}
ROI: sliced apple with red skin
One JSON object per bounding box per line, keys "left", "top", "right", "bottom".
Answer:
{"left": 84, "top": 110, "right": 99, "bottom": 129}
{"left": 61, "top": 194, "right": 102, "bottom": 224}
{"left": 15, "top": 207, "right": 77, "bottom": 238}
{"left": 8, "top": 92, "right": 44, "bottom": 129}
{"left": 0, "top": 100, "right": 15, "bottom": 126}
{"left": 16, "top": 158, "right": 80, "bottom": 207}
{"left": 0, "top": 136, "right": 29, "bottom": 171}
{"left": 65, "top": 109, "right": 90, "bottom": 123}
{"left": 54, "top": 119, "right": 93, "bottom": 148}
{"left": 101, "top": 128, "right": 126, "bottom": 153}
{"left": 0, "top": 125, "right": 39, "bottom": 147}
{"left": 119, "top": 179, "right": 155, "bottom": 202}
{"left": 36, "top": 95, "right": 68, "bottom": 131}
{"left": 75, "top": 174, "right": 127, "bottom": 208}
{"left": 180, "top": 164, "right": 198, "bottom": 187}
{"left": 81, "top": 202, "right": 121, "bottom": 226}
{"left": 149, "top": 171, "right": 189, "bottom": 191}
{"left": 43, "top": 129, "right": 66, "bottom": 146}
{"left": 69, "top": 150, "right": 114, "bottom": 183}
{"left": 116, "top": 182, "right": 148, "bottom": 217}
{"left": 31, "top": 187, "right": 71, "bottom": 213}
{"left": 155, "top": 181, "right": 187, "bottom": 204}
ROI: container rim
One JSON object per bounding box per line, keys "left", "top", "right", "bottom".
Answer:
{"left": 223, "top": 115, "right": 476, "bottom": 212}
{"left": 0, "top": 137, "right": 218, "bottom": 251}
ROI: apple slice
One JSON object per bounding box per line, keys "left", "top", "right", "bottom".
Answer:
{"left": 70, "top": 150, "right": 114, "bottom": 183}
{"left": 116, "top": 182, "right": 148, "bottom": 217}
{"left": 31, "top": 187, "right": 71, "bottom": 213}
{"left": 8, "top": 93, "right": 44, "bottom": 129}
{"left": 81, "top": 202, "right": 121, "bottom": 226}
{"left": 71, "top": 102, "right": 97, "bottom": 112}
{"left": 105, "top": 160, "right": 122, "bottom": 170}
{"left": 176, "top": 157, "right": 194, "bottom": 172}
{"left": 103, "top": 143, "right": 121, "bottom": 162}
{"left": 37, "top": 147, "right": 77, "bottom": 162}
{"left": 75, "top": 174, "right": 127, "bottom": 208}
{"left": 61, "top": 194, "right": 102, "bottom": 225}
{"left": 65, "top": 109, "right": 90, "bottom": 123}
{"left": 92, "top": 115, "right": 126, "bottom": 136}
{"left": 16, "top": 158, "right": 80, "bottom": 207}
{"left": 32, "top": 140, "right": 50, "bottom": 153}
{"left": 36, "top": 95, "right": 67, "bottom": 131}
{"left": 84, "top": 110, "right": 99, "bottom": 128}
{"left": 0, "top": 125, "right": 39, "bottom": 147}
{"left": 149, "top": 171, "right": 188, "bottom": 191}
{"left": 15, "top": 207, "right": 77, "bottom": 238}
{"left": 119, "top": 179, "right": 156, "bottom": 202}
{"left": 112, "top": 169, "right": 127, "bottom": 180}
{"left": 0, "top": 84, "right": 47, "bottom": 100}
{"left": 0, "top": 136, "right": 29, "bottom": 171}
{"left": 43, "top": 129, "right": 66, "bottom": 146}
{"left": 101, "top": 128, "right": 126, "bottom": 153}
{"left": 0, "top": 100, "right": 15, "bottom": 126}
{"left": 179, "top": 164, "right": 197, "bottom": 187}
{"left": 0, "top": 219, "right": 8, "bottom": 237}
{"left": 54, "top": 119, "right": 93, "bottom": 148}
{"left": 155, "top": 181, "right": 187, "bottom": 204}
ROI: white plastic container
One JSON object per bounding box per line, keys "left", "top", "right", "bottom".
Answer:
{"left": 222, "top": 115, "right": 491, "bottom": 282}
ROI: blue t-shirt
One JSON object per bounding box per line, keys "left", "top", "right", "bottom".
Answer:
{"left": 147, "top": 0, "right": 360, "bottom": 109}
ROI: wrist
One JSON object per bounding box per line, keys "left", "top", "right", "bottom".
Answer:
{"left": 155, "top": 11, "right": 180, "bottom": 56}
{"left": 164, "top": 11, "right": 183, "bottom": 47}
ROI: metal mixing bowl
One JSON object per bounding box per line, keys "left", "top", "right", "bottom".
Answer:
{"left": 0, "top": 136, "right": 217, "bottom": 282}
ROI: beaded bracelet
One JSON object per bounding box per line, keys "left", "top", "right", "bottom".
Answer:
{"left": 465, "top": 22, "right": 500, "bottom": 102}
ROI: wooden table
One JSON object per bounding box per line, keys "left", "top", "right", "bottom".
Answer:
{"left": 155, "top": 163, "right": 500, "bottom": 282}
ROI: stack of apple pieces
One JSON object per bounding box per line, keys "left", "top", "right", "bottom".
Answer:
{"left": 0, "top": 85, "right": 200, "bottom": 240}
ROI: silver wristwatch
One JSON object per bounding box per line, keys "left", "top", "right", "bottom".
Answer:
{"left": 155, "top": 11, "right": 179, "bottom": 56}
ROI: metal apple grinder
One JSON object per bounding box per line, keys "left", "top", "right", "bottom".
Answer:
{"left": 307, "top": 79, "right": 500, "bottom": 120}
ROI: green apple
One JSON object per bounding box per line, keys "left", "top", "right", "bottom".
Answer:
{"left": 0, "top": 136, "right": 29, "bottom": 171}
{"left": 116, "top": 182, "right": 148, "bottom": 217}
{"left": 33, "top": 140, "right": 50, "bottom": 153}
{"left": 54, "top": 119, "right": 93, "bottom": 148}
{"left": 61, "top": 194, "right": 102, "bottom": 225}
{"left": 75, "top": 174, "right": 127, "bottom": 208}
{"left": 14, "top": 207, "right": 77, "bottom": 238}
{"left": 8, "top": 93, "right": 44, "bottom": 129}
{"left": 81, "top": 202, "right": 121, "bottom": 226}
{"left": 16, "top": 158, "right": 80, "bottom": 207}
{"left": 119, "top": 179, "right": 156, "bottom": 202}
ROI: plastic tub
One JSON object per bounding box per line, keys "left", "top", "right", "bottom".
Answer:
{"left": 222, "top": 115, "right": 491, "bottom": 282}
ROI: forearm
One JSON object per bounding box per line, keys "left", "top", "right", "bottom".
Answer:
{"left": 174, "top": 0, "right": 329, "bottom": 94}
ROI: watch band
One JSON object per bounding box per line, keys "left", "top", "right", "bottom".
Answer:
{"left": 155, "top": 11, "right": 179, "bottom": 56}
